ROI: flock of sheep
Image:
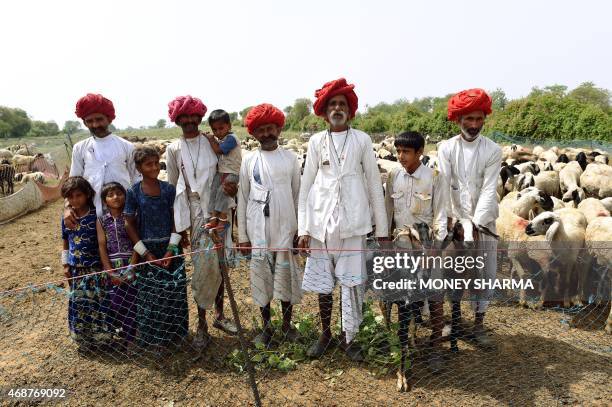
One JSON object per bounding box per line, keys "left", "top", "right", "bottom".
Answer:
{"left": 275, "top": 135, "right": 612, "bottom": 333}
{"left": 0, "top": 145, "right": 53, "bottom": 195}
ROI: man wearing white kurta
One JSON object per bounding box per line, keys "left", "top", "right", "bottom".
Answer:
{"left": 66, "top": 93, "right": 139, "bottom": 226}
{"left": 165, "top": 95, "right": 238, "bottom": 349}
{"left": 238, "top": 103, "right": 302, "bottom": 347}
{"left": 438, "top": 88, "right": 502, "bottom": 349}
{"left": 298, "top": 78, "right": 388, "bottom": 360}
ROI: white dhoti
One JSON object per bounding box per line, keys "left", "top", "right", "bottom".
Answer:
{"left": 250, "top": 251, "right": 302, "bottom": 307}
{"left": 473, "top": 233, "right": 498, "bottom": 313}
{"left": 189, "top": 192, "right": 233, "bottom": 310}
{"left": 302, "top": 209, "right": 367, "bottom": 343}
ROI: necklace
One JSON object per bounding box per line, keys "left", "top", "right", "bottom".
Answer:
{"left": 185, "top": 134, "right": 201, "bottom": 178}
{"left": 328, "top": 127, "right": 350, "bottom": 166}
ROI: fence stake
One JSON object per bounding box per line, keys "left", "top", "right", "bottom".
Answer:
{"left": 218, "top": 245, "right": 263, "bottom": 407}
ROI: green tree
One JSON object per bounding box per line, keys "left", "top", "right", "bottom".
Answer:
{"left": 62, "top": 120, "right": 81, "bottom": 135}
{"left": 240, "top": 106, "right": 253, "bottom": 123}
{"left": 568, "top": 82, "right": 610, "bottom": 112}
{"left": 285, "top": 98, "right": 312, "bottom": 130}
{"left": 155, "top": 119, "right": 166, "bottom": 128}
{"left": 490, "top": 88, "right": 508, "bottom": 111}
{"left": 28, "top": 120, "right": 59, "bottom": 137}
{"left": 0, "top": 107, "right": 31, "bottom": 138}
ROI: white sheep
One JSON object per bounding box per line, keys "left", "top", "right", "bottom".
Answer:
{"left": 19, "top": 172, "right": 45, "bottom": 184}
{"left": 577, "top": 198, "right": 610, "bottom": 224}
{"left": 535, "top": 160, "right": 553, "bottom": 172}
{"left": 526, "top": 208, "right": 587, "bottom": 307}
{"left": 538, "top": 149, "right": 558, "bottom": 163}
{"left": 532, "top": 145, "right": 545, "bottom": 157}
{"left": 499, "top": 187, "right": 553, "bottom": 220}
{"left": 580, "top": 163, "right": 612, "bottom": 199}
{"left": 496, "top": 206, "right": 552, "bottom": 307}
{"left": 534, "top": 170, "right": 561, "bottom": 198}
{"left": 11, "top": 154, "right": 39, "bottom": 167}
{"left": 515, "top": 172, "right": 535, "bottom": 191}
{"left": 600, "top": 197, "right": 612, "bottom": 213}
{"left": 559, "top": 161, "right": 585, "bottom": 204}
{"left": 515, "top": 161, "right": 540, "bottom": 175}
{"left": 583, "top": 216, "right": 612, "bottom": 334}
{"left": 0, "top": 149, "right": 13, "bottom": 160}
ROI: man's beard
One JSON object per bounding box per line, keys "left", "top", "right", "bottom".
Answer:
{"left": 259, "top": 135, "right": 278, "bottom": 150}
{"left": 90, "top": 127, "right": 108, "bottom": 137}
{"left": 328, "top": 111, "right": 348, "bottom": 128}
{"left": 460, "top": 125, "right": 482, "bottom": 142}
{"left": 181, "top": 122, "right": 199, "bottom": 133}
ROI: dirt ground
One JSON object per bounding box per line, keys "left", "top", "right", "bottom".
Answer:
{"left": 1, "top": 200, "right": 611, "bottom": 406}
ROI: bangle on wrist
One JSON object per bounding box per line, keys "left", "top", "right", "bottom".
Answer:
{"left": 61, "top": 250, "right": 70, "bottom": 265}
{"left": 134, "top": 240, "right": 149, "bottom": 256}
{"left": 170, "top": 233, "right": 182, "bottom": 246}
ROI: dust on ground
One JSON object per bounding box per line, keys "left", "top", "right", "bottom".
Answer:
{"left": 1, "top": 200, "right": 611, "bottom": 406}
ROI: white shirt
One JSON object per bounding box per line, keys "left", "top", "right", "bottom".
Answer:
{"left": 70, "top": 134, "right": 138, "bottom": 216}
{"left": 298, "top": 128, "right": 388, "bottom": 242}
{"left": 166, "top": 135, "right": 217, "bottom": 232}
{"left": 438, "top": 135, "right": 502, "bottom": 230}
{"left": 384, "top": 164, "right": 447, "bottom": 241}
{"left": 238, "top": 147, "right": 300, "bottom": 256}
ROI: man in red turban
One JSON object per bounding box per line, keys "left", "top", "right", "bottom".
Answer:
{"left": 298, "top": 78, "right": 387, "bottom": 361}
{"left": 244, "top": 103, "right": 286, "bottom": 138}
{"left": 237, "top": 103, "right": 303, "bottom": 347}
{"left": 313, "top": 77, "right": 359, "bottom": 121}
{"left": 438, "top": 88, "right": 502, "bottom": 350}
{"left": 164, "top": 95, "right": 239, "bottom": 349}
{"left": 167, "top": 95, "right": 207, "bottom": 124}
{"left": 66, "top": 93, "right": 137, "bottom": 225}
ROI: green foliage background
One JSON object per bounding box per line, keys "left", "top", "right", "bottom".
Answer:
{"left": 1, "top": 82, "right": 609, "bottom": 142}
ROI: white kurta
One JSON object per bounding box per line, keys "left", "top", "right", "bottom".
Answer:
{"left": 298, "top": 128, "right": 388, "bottom": 241}
{"left": 70, "top": 134, "right": 139, "bottom": 216}
{"left": 237, "top": 147, "right": 302, "bottom": 307}
{"left": 166, "top": 136, "right": 230, "bottom": 310}
{"left": 438, "top": 134, "right": 502, "bottom": 312}
{"left": 299, "top": 128, "right": 386, "bottom": 342}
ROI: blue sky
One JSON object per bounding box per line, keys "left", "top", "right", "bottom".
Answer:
{"left": 1, "top": 0, "right": 610, "bottom": 128}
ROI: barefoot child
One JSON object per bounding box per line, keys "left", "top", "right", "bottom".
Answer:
{"left": 96, "top": 182, "right": 139, "bottom": 348}
{"left": 61, "top": 176, "right": 112, "bottom": 350}
{"left": 124, "top": 146, "right": 189, "bottom": 352}
{"left": 204, "top": 109, "right": 242, "bottom": 241}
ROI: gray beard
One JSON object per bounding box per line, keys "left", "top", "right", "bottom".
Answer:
{"left": 460, "top": 127, "right": 480, "bottom": 142}
{"left": 328, "top": 112, "right": 348, "bottom": 128}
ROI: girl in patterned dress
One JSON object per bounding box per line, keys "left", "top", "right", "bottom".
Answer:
{"left": 61, "top": 176, "right": 112, "bottom": 350}
{"left": 96, "top": 182, "right": 139, "bottom": 349}
{"left": 124, "top": 146, "right": 188, "bottom": 352}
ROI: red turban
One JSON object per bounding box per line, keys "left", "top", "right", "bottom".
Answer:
{"left": 447, "top": 88, "right": 492, "bottom": 122}
{"left": 313, "top": 78, "right": 358, "bottom": 119}
{"left": 244, "top": 104, "right": 285, "bottom": 135}
{"left": 167, "top": 95, "right": 207, "bottom": 123}
{"left": 75, "top": 93, "right": 116, "bottom": 121}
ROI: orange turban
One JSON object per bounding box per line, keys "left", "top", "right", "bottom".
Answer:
{"left": 244, "top": 104, "right": 285, "bottom": 135}
{"left": 313, "top": 78, "right": 358, "bottom": 119}
{"left": 75, "top": 93, "right": 116, "bottom": 121}
{"left": 447, "top": 88, "right": 492, "bottom": 122}
{"left": 168, "top": 95, "right": 207, "bottom": 123}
